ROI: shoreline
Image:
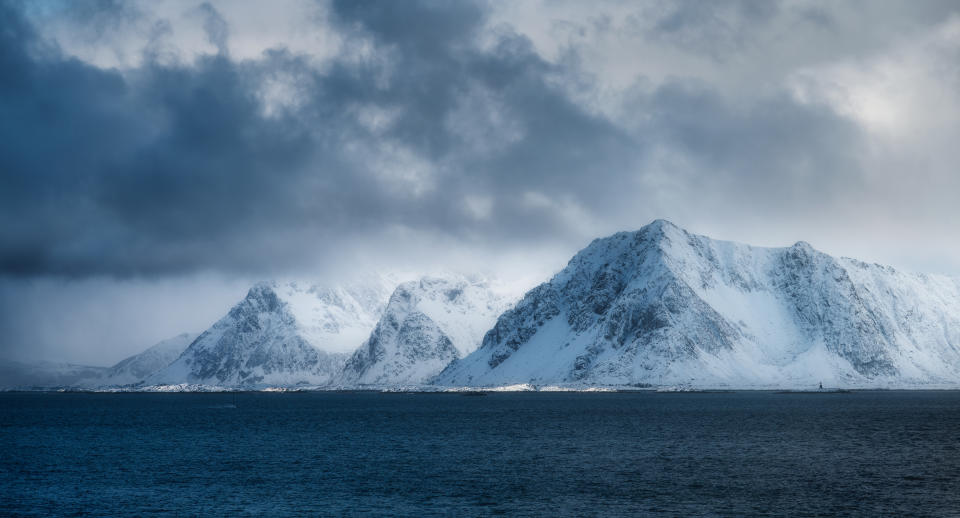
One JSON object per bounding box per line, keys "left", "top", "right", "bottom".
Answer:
{"left": 4, "top": 386, "right": 960, "bottom": 394}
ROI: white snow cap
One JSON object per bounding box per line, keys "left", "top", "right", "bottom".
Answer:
{"left": 436, "top": 219, "right": 960, "bottom": 389}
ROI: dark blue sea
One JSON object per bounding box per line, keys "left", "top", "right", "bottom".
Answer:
{"left": 1, "top": 391, "right": 959, "bottom": 517}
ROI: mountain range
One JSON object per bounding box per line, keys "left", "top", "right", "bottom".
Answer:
{"left": 147, "top": 277, "right": 396, "bottom": 387}
{"left": 4, "top": 220, "right": 960, "bottom": 390}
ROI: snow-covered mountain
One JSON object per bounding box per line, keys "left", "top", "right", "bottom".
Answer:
{"left": 85, "top": 333, "right": 198, "bottom": 387}
{"left": 0, "top": 334, "right": 195, "bottom": 390}
{"left": 435, "top": 220, "right": 960, "bottom": 389}
{"left": 338, "top": 276, "right": 510, "bottom": 386}
{"left": 148, "top": 277, "right": 394, "bottom": 387}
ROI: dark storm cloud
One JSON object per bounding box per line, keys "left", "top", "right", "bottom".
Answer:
{"left": 3, "top": 0, "right": 960, "bottom": 365}
{"left": 0, "top": 0, "right": 893, "bottom": 280}
{"left": 0, "top": 0, "right": 647, "bottom": 277}
{"left": 325, "top": 0, "right": 640, "bottom": 224}
{"left": 1, "top": 1, "right": 317, "bottom": 276}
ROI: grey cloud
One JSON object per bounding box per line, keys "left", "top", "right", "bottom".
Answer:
{"left": 0, "top": 0, "right": 646, "bottom": 278}
{"left": 197, "top": 2, "right": 229, "bottom": 55}
{"left": 0, "top": 0, "right": 952, "bottom": 285}
{"left": 646, "top": 0, "right": 781, "bottom": 59}
{"left": 636, "top": 81, "right": 864, "bottom": 209}
{"left": 3, "top": 0, "right": 960, "bottom": 364}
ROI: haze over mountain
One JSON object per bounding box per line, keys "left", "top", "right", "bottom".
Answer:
{"left": 0, "top": 333, "right": 196, "bottom": 389}
{"left": 0, "top": 360, "right": 108, "bottom": 390}
{"left": 437, "top": 220, "right": 960, "bottom": 389}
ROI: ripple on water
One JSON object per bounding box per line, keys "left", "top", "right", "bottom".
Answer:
{"left": 1, "top": 391, "right": 959, "bottom": 517}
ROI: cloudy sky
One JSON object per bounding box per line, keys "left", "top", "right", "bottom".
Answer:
{"left": 2, "top": 0, "right": 960, "bottom": 365}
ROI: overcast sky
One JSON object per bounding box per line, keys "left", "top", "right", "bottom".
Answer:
{"left": 2, "top": 0, "right": 960, "bottom": 365}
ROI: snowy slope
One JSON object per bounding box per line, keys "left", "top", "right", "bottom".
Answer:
{"left": 339, "top": 275, "right": 510, "bottom": 386}
{"left": 436, "top": 220, "right": 960, "bottom": 389}
{"left": 148, "top": 276, "right": 394, "bottom": 387}
{"left": 82, "top": 333, "right": 198, "bottom": 387}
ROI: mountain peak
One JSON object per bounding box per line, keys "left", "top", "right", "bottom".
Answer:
{"left": 340, "top": 274, "right": 510, "bottom": 386}
{"left": 639, "top": 218, "right": 688, "bottom": 246}
{"left": 643, "top": 218, "right": 681, "bottom": 232}
{"left": 247, "top": 281, "right": 279, "bottom": 298}
{"left": 561, "top": 219, "right": 690, "bottom": 282}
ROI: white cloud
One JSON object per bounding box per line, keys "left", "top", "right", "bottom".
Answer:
{"left": 790, "top": 16, "right": 960, "bottom": 137}
{"left": 463, "top": 195, "right": 493, "bottom": 221}
{"left": 27, "top": 0, "right": 342, "bottom": 70}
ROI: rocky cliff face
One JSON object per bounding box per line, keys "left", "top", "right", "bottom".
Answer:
{"left": 436, "top": 220, "right": 960, "bottom": 388}
{"left": 339, "top": 276, "right": 510, "bottom": 386}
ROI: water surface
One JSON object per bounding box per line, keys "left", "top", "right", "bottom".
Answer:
{"left": 1, "top": 391, "right": 959, "bottom": 516}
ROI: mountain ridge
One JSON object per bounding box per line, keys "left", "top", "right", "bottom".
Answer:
{"left": 4, "top": 220, "right": 959, "bottom": 391}
{"left": 435, "top": 220, "right": 960, "bottom": 388}
{"left": 338, "top": 275, "right": 510, "bottom": 386}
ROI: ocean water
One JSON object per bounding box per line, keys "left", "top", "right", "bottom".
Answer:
{"left": 1, "top": 391, "right": 959, "bottom": 517}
